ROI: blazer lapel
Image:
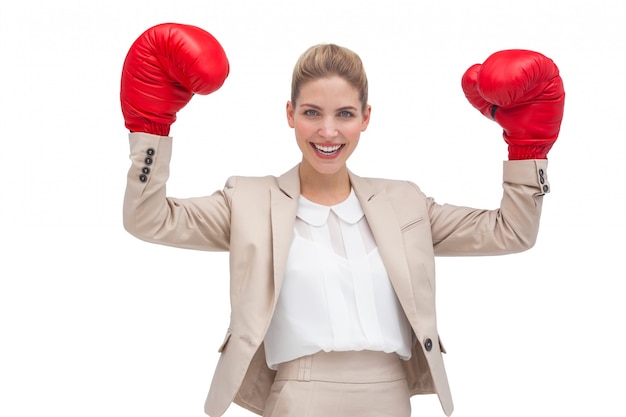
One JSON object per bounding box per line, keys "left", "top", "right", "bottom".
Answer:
{"left": 349, "top": 172, "right": 419, "bottom": 323}
{"left": 270, "top": 165, "right": 300, "bottom": 300}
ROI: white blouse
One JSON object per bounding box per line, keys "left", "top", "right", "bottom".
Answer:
{"left": 263, "top": 190, "right": 412, "bottom": 370}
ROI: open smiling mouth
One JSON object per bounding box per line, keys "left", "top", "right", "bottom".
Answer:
{"left": 312, "top": 143, "right": 345, "bottom": 155}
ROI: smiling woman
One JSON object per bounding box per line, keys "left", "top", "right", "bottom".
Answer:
{"left": 286, "top": 44, "right": 372, "bottom": 206}
{"left": 288, "top": 75, "right": 371, "bottom": 204}
{"left": 121, "top": 23, "right": 563, "bottom": 417}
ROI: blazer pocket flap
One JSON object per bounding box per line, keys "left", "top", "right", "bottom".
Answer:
{"left": 401, "top": 217, "right": 424, "bottom": 232}
{"left": 217, "top": 329, "right": 232, "bottom": 353}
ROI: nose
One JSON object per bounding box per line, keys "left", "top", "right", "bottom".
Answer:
{"left": 318, "top": 117, "right": 338, "bottom": 139}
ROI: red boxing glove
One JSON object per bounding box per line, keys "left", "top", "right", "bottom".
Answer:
{"left": 120, "top": 23, "right": 230, "bottom": 136}
{"left": 462, "top": 50, "right": 564, "bottom": 160}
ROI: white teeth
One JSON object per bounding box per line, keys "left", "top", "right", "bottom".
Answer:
{"left": 313, "top": 144, "right": 342, "bottom": 154}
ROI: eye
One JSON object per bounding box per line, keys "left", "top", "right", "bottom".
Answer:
{"left": 338, "top": 110, "right": 354, "bottom": 118}
{"left": 304, "top": 109, "right": 319, "bottom": 117}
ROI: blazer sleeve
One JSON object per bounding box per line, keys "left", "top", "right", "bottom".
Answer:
{"left": 428, "top": 159, "right": 549, "bottom": 256}
{"left": 123, "top": 132, "right": 232, "bottom": 251}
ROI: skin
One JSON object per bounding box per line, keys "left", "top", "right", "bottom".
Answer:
{"left": 286, "top": 76, "right": 371, "bottom": 206}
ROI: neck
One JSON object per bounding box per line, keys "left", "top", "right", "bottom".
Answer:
{"left": 298, "top": 164, "right": 351, "bottom": 206}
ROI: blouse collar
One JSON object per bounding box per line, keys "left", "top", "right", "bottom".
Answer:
{"left": 297, "top": 189, "right": 364, "bottom": 226}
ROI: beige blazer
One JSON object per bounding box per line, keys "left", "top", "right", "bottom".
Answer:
{"left": 124, "top": 133, "right": 549, "bottom": 416}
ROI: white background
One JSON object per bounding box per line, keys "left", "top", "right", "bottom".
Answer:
{"left": 1, "top": 1, "right": 624, "bottom": 416}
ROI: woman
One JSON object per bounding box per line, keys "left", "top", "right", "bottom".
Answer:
{"left": 121, "top": 23, "right": 564, "bottom": 417}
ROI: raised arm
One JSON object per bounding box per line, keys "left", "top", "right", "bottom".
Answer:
{"left": 120, "top": 23, "right": 232, "bottom": 251}
{"left": 432, "top": 50, "right": 564, "bottom": 255}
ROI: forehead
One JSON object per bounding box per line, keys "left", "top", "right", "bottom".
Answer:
{"left": 298, "top": 76, "right": 360, "bottom": 106}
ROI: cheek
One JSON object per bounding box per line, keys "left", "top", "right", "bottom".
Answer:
{"left": 294, "top": 121, "right": 315, "bottom": 138}
{"left": 294, "top": 126, "right": 311, "bottom": 150}
{"left": 346, "top": 124, "right": 364, "bottom": 138}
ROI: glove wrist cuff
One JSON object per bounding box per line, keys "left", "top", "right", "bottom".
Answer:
{"left": 505, "top": 135, "right": 557, "bottom": 160}
{"left": 125, "top": 120, "right": 171, "bottom": 137}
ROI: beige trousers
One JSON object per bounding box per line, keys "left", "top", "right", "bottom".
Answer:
{"left": 263, "top": 350, "right": 411, "bottom": 417}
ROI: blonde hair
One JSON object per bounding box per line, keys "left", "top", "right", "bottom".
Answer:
{"left": 291, "top": 44, "right": 369, "bottom": 112}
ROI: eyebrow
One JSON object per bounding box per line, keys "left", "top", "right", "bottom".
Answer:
{"left": 299, "top": 103, "right": 359, "bottom": 111}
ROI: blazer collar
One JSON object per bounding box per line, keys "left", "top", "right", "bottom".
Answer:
{"left": 276, "top": 164, "right": 300, "bottom": 199}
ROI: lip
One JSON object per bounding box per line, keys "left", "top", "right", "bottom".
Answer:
{"left": 310, "top": 143, "right": 345, "bottom": 159}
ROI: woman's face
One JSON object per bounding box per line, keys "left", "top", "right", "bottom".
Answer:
{"left": 287, "top": 76, "right": 370, "bottom": 177}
